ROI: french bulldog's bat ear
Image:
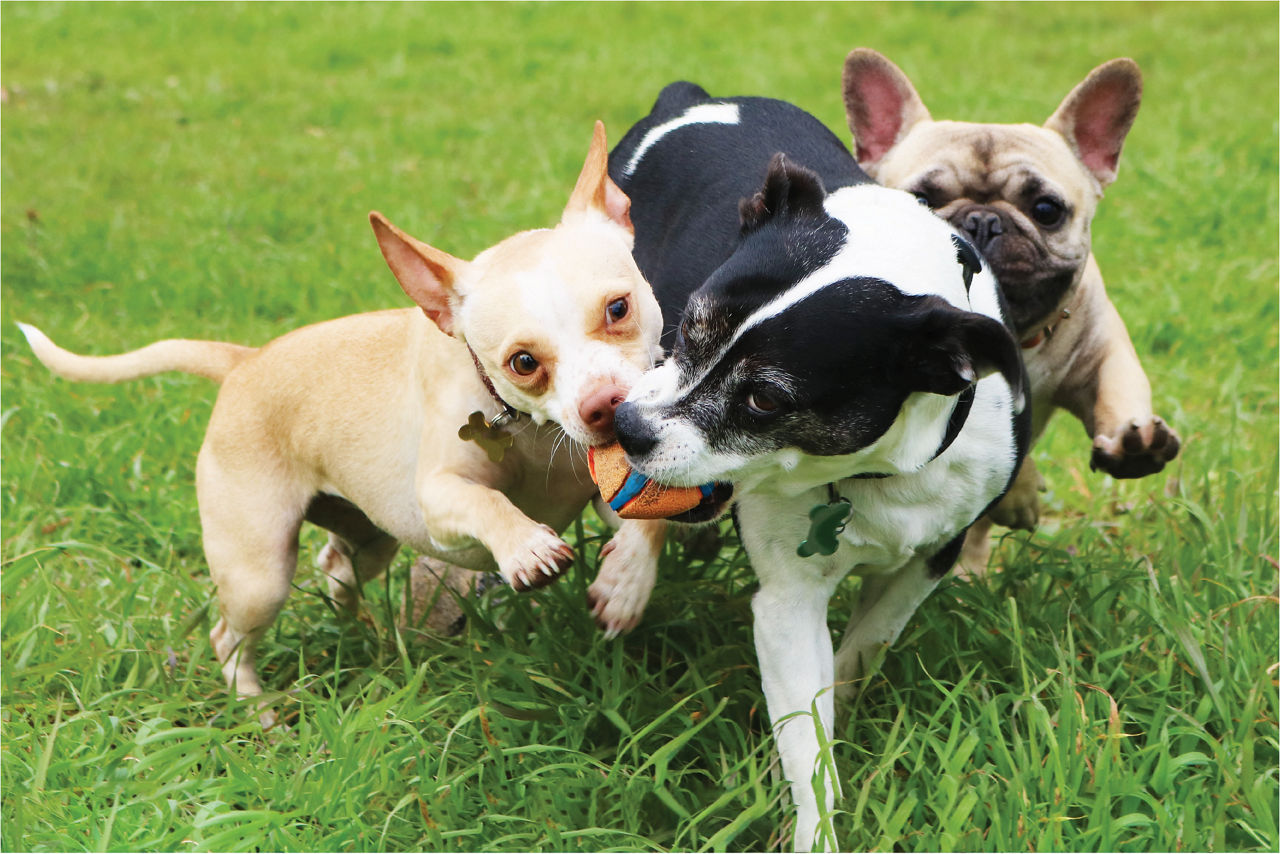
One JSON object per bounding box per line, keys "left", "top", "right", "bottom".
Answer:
{"left": 842, "top": 48, "right": 932, "bottom": 168}
{"left": 563, "top": 120, "right": 634, "bottom": 236}
{"left": 739, "top": 153, "right": 827, "bottom": 232}
{"left": 1044, "top": 58, "right": 1142, "bottom": 189}
{"left": 902, "top": 298, "right": 1025, "bottom": 411}
{"left": 370, "top": 211, "right": 469, "bottom": 336}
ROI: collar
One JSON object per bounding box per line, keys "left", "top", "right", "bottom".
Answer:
{"left": 1020, "top": 307, "right": 1072, "bottom": 349}
{"left": 466, "top": 343, "right": 522, "bottom": 428}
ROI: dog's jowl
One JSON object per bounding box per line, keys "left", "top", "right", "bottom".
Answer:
{"left": 610, "top": 83, "right": 1030, "bottom": 850}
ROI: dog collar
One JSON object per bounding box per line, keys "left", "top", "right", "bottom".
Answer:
{"left": 460, "top": 344, "right": 523, "bottom": 462}
{"left": 798, "top": 384, "right": 976, "bottom": 558}
{"left": 1021, "top": 308, "right": 1071, "bottom": 349}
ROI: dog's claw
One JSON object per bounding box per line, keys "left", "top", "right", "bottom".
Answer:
{"left": 500, "top": 525, "right": 574, "bottom": 592}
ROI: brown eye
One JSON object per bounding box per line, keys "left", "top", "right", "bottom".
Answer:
{"left": 606, "top": 296, "right": 629, "bottom": 324}
{"left": 746, "top": 390, "right": 781, "bottom": 416}
{"left": 509, "top": 351, "right": 539, "bottom": 376}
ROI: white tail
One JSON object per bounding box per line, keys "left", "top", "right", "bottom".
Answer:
{"left": 17, "top": 322, "right": 256, "bottom": 384}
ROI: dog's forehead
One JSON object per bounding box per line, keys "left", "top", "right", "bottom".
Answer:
{"left": 885, "top": 121, "right": 1095, "bottom": 203}
{"left": 463, "top": 221, "right": 647, "bottom": 355}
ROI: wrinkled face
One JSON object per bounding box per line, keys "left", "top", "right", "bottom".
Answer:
{"left": 462, "top": 219, "right": 664, "bottom": 446}
{"left": 616, "top": 179, "right": 1019, "bottom": 505}
{"left": 869, "top": 122, "right": 1099, "bottom": 336}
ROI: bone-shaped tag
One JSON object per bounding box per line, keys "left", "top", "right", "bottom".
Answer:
{"left": 797, "top": 497, "right": 852, "bottom": 558}
{"left": 459, "top": 411, "right": 514, "bottom": 463}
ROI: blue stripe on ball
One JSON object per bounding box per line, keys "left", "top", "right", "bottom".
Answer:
{"left": 610, "top": 469, "right": 651, "bottom": 512}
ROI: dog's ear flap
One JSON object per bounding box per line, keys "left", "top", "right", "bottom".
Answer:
{"left": 842, "top": 48, "right": 932, "bottom": 169}
{"left": 370, "top": 211, "right": 469, "bottom": 336}
{"left": 1044, "top": 58, "right": 1142, "bottom": 189}
{"left": 739, "top": 154, "right": 827, "bottom": 232}
{"left": 901, "top": 299, "right": 1025, "bottom": 411}
{"left": 563, "top": 120, "right": 634, "bottom": 236}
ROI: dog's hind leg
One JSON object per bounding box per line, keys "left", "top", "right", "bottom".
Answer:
{"left": 197, "top": 450, "right": 309, "bottom": 726}
{"left": 833, "top": 558, "right": 941, "bottom": 704}
{"left": 304, "top": 493, "right": 399, "bottom": 613}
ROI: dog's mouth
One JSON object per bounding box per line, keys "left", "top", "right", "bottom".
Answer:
{"left": 666, "top": 481, "right": 735, "bottom": 524}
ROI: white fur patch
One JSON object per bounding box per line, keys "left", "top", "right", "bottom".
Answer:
{"left": 621, "top": 103, "right": 741, "bottom": 178}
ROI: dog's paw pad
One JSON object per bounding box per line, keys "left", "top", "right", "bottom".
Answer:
{"left": 1091, "top": 415, "right": 1182, "bottom": 479}
{"left": 503, "top": 525, "right": 574, "bottom": 592}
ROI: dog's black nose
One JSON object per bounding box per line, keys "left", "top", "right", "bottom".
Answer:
{"left": 961, "top": 209, "right": 1004, "bottom": 251}
{"left": 615, "top": 402, "right": 658, "bottom": 457}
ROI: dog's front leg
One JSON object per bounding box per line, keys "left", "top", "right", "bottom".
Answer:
{"left": 1057, "top": 266, "right": 1181, "bottom": 478}
{"left": 417, "top": 469, "right": 574, "bottom": 591}
{"left": 752, "top": 567, "right": 843, "bottom": 852}
{"left": 587, "top": 498, "right": 666, "bottom": 637}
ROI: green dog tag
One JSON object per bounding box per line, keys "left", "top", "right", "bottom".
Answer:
{"left": 459, "top": 411, "right": 514, "bottom": 463}
{"left": 797, "top": 497, "right": 852, "bottom": 558}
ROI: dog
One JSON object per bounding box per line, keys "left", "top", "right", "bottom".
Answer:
{"left": 19, "top": 122, "right": 669, "bottom": 724}
{"left": 608, "top": 83, "right": 1030, "bottom": 851}
{"left": 842, "top": 49, "right": 1180, "bottom": 567}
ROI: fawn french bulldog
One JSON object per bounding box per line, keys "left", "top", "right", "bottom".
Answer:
{"left": 842, "top": 50, "right": 1180, "bottom": 566}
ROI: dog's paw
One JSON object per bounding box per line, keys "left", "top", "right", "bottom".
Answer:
{"left": 500, "top": 525, "right": 574, "bottom": 592}
{"left": 317, "top": 542, "right": 360, "bottom": 612}
{"left": 1091, "top": 416, "right": 1181, "bottom": 479}
{"left": 987, "top": 460, "right": 1046, "bottom": 530}
{"left": 586, "top": 539, "right": 658, "bottom": 638}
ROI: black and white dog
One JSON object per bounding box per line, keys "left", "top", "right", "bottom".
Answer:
{"left": 608, "top": 83, "right": 1030, "bottom": 850}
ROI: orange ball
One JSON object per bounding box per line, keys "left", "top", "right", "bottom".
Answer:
{"left": 587, "top": 442, "right": 714, "bottom": 520}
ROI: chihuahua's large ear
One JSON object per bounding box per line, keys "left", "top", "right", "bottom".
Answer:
{"left": 901, "top": 298, "right": 1025, "bottom": 411}
{"left": 562, "top": 121, "right": 633, "bottom": 233}
{"left": 369, "top": 211, "right": 469, "bottom": 336}
{"left": 739, "top": 153, "right": 828, "bottom": 232}
{"left": 1044, "top": 58, "right": 1142, "bottom": 189}
{"left": 842, "top": 48, "right": 932, "bottom": 168}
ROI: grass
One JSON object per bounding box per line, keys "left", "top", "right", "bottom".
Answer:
{"left": 2, "top": 1, "right": 1276, "bottom": 851}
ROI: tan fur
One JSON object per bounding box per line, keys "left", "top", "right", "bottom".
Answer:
{"left": 20, "top": 122, "right": 669, "bottom": 724}
{"left": 843, "top": 50, "right": 1180, "bottom": 576}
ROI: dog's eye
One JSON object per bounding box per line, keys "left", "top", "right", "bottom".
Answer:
{"left": 508, "top": 351, "right": 539, "bottom": 376}
{"left": 745, "top": 390, "right": 782, "bottom": 417}
{"left": 1030, "top": 196, "right": 1066, "bottom": 228}
{"left": 606, "top": 297, "right": 629, "bottom": 324}
{"left": 912, "top": 191, "right": 933, "bottom": 208}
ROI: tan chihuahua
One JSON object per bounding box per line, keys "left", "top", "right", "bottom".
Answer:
{"left": 19, "top": 122, "right": 668, "bottom": 722}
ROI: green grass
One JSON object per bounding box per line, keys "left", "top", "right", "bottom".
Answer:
{"left": 2, "top": 1, "right": 1276, "bottom": 851}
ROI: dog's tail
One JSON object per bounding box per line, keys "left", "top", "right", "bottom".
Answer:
{"left": 17, "top": 322, "right": 256, "bottom": 384}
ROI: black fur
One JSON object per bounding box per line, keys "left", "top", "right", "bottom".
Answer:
{"left": 608, "top": 84, "right": 872, "bottom": 351}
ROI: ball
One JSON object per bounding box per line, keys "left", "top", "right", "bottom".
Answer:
{"left": 587, "top": 442, "right": 715, "bottom": 520}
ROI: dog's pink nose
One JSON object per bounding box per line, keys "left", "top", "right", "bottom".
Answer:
{"left": 579, "top": 384, "right": 628, "bottom": 435}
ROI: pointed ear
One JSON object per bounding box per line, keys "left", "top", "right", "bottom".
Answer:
{"left": 369, "top": 211, "right": 469, "bottom": 336}
{"left": 842, "top": 48, "right": 932, "bottom": 167}
{"left": 1044, "top": 58, "right": 1142, "bottom": 188}
{"left": 739, "top": 153, "right": 828, "bottom": 232}
{"left": 562, "top": 120, "right": 633, "bottom": 233}
{"left": 902, "top": 298, "right": 1025, "bottom": 409}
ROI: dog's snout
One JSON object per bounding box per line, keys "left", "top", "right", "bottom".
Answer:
{"left": 959, "top": 208, "right": 1004, "bottom": 251}
{"left": 615, "top": 402, "right": 658, "bottom": 457}
{"left": 579, "top": 384, "right": 627, "bottom": 434}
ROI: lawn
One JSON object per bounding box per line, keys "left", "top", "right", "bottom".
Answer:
{"left": 2, "top": 2, "right": 1277, "bottom": 851}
